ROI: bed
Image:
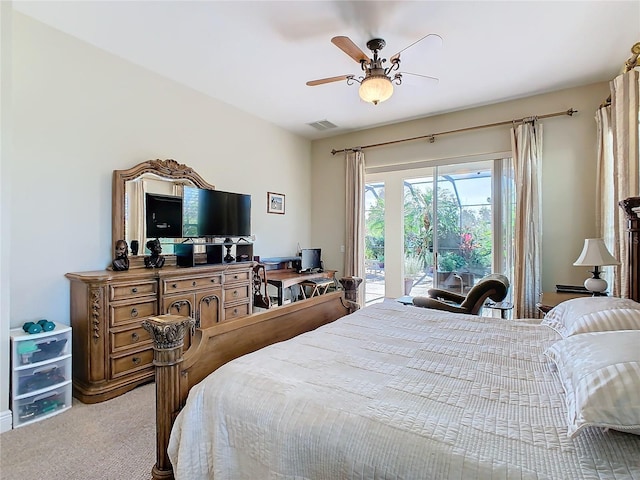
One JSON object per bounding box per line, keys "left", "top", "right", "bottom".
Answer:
{"left": 165, "top": 298, "right": 640, "bottom": 479}
{"left": 143, "top": 199, "right": 640, "bottom": 480}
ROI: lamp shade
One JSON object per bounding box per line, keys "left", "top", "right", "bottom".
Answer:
{"left": 573, "top": 238, "right": 620, "bottom": 267}
{"left": 359, "top": 75, "right": 393, "bottom": 105}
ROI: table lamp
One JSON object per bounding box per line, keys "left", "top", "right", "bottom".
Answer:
{"left": 573, "top": 238, "right": 620, "bottom": 295}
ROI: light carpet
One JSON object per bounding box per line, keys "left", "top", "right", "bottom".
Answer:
{"left": 0, "top": 382, "right": 155, "bottom": 480}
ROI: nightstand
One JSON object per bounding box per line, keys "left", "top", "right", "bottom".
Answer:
{"left": 536, "top": 292, "right": 592, "bottom": 315}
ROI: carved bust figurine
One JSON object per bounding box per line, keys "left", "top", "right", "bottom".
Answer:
{"left": 112, "top": 240, "right": 130, "bottom": 271}
{"left": 144, "top": 238, "right": 165, "bottom": 269}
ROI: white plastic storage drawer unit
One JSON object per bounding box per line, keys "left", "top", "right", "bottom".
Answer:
{"left": 10, "top": 323, "right": 72, "bottom": 428}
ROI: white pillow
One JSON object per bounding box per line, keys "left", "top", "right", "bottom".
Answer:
{"left": 542, "top": 296, "right": 640, "bottom": 337}
{"left": 545, "top": 330, "right": 640, "bottom": 438}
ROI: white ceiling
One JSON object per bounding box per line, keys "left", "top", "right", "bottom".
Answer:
{"left": 13, "top": 1, "right": 640, "bottom": 140}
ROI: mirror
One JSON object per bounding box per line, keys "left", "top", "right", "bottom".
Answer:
{"left": 112, "top": 159, "right": 215, "bottom": 262}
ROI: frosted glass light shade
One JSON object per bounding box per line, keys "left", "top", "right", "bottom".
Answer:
{"left": 573, "top": 238, "right": 619, "bottom": 267}
{"left": 359, "top": 75, "right": 393, "bottom": 105}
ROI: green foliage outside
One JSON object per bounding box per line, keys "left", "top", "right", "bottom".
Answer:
{"left": 437, "top": 251, "right": 466, "bottom": 272}
{"left": 365, "top": 194, "right": 385, "bottom": 262}
{"left": 365, "top": 180, "right": 492, "bottom": 276}
{"left": 404, "top": 254, "right": 423, "bottom": 276}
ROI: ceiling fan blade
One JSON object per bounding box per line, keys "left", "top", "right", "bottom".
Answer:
{"left": 306, "top": 75, "right": 351, "bottom": 86}
{"left": 390, "top": 33, "right": 443, "bottom": 63}
{"left": 399, "top": 72, "right": 439, "bottom": 85}
{"left": 331, "top": 36, "right": 369, "bottom": 63}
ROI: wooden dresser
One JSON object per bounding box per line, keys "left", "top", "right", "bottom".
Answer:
{"left": 66, "top": 262, "right": 253, "bottom": 403}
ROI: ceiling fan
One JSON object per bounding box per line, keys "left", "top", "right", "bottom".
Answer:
{"left": 306, "top": 34, "right": 441, "bottom": 105}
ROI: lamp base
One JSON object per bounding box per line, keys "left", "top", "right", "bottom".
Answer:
{"left": 584, "top": 276, "right": 608, "bottom": 295}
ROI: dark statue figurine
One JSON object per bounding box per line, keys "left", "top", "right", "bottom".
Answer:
{"left": 130, "top": 240, "right": 139, "bottom": 256}
{"left": 112, "top": 240, "right": 130, "bottom": 271}
{"left": 144, "top": 238, "right": 165, "bottom": 269}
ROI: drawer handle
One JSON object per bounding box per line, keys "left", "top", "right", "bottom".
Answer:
{"left": 172, "top": 283, "right": 177, "bottom": 289}
{"left": 233, "top": 290, "right": 238, "bottom": 297}
{"left": 131, "top": 332, "right": 140, "bottom": 341}
{"left": 234, "top": 274, "right": 239, "bottom": 279}
{"left": 233, "top": 308, "right": 238, "bottom": 315}
{"left": 192, "top": 281, "right": 197, "bottom": 286}
{"left": 131, "top": 308, "right": 138, "bottom": 318}
{"left": 131, "top": 287, "right": 138, "bottom": 293}
{"left": 211, "top": 278, "right": 217, "bottom": 283}
{"left": 32, "top": 364, "right": 59, "bottom": 375}
{"left": 132, "top": 357, "right": 141, "bottom": 365}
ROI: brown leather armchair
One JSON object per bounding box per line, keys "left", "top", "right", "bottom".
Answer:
{"left": 412, "top": 273, "right": 510, "bottom": 315}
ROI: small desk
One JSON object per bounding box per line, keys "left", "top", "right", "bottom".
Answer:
{"left": 267, "top": 269, "right": 337, "bottom": 306}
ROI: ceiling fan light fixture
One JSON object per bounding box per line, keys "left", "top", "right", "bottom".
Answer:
{"left": 359, "top": 75, "right": 393, "bottom": 105}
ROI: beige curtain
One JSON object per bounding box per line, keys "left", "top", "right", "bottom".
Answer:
{"left": 500, "top": 157, "right": 516, "bottom": 302}
{"left": 595, "top": 104, "right": 618, "bottom": 295}
{"left": 511, "top": 120, "right": 543, "bottom": 318}
{"left": 345, "top": 150, "right": 365, "bottom": 305}
{"left": 596, "top": 68, "right": 640, "bottom": 298}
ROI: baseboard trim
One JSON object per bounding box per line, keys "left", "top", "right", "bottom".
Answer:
{"left": 0, "top": 409, "right": 13, "bottom": 433}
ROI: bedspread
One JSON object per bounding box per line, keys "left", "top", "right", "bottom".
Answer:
{"left": 168, "top": 300, "right": 640, "bottom": 479}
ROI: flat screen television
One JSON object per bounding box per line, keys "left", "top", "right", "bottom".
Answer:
{"left": 299, "top": 248, "right": 322, "bottom": 273}
{"left": 182, "top": 187, "right": 251, "bottom": 238}
{"left": 145, "top": 193, "right": 183, "bottom": 238}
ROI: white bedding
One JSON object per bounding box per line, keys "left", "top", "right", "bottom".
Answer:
{"left": 168, "top": 300, "right": 640, "bottom": 479}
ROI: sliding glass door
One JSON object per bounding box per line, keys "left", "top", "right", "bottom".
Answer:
{"left": 364, "top": 181, "right": 386, "bottom": 304}
{"left": 365, "top": 156, "right": 514, "bottom": 303}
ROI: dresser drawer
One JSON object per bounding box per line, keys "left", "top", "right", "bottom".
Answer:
{"left": 110, "top": 325, "right": 152, "bottom": 353}
{"left": 224, "top": 284, "right": 249, "bottom": 303}
{"left": 110, "top": 299, "right": 158, "bottom": 326}
{"left": 110, "top": 281, "right": 157, "bottom": 301}
{"left": 224, "top": 271, "right": 250, "bottom": 284}
{"left": 110, "top": 348, "right": 154, "bottom": 378}
{"left": 224, "top": 302, "right": 250, "bottom": 320}
{"left": 163, "top": 274, "right": 223, "bottom": 294}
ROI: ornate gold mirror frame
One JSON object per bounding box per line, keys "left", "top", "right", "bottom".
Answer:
{"left": 112, "top": 159, "right": 215, "bottom": 267}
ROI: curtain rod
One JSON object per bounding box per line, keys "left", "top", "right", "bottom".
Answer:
{"left": 330, "top": 108, "right": 577, "bottom": 155}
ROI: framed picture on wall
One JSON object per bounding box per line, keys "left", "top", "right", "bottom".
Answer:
{"left": 267, "top": 192, "right": 285, "bottom": 214}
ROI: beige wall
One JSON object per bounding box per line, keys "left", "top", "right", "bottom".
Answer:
{"left": 311, "top": 82, "right": 610, "bottom": 294}
{"left": 10, "top": 11, "right": 313, "bottom": 329}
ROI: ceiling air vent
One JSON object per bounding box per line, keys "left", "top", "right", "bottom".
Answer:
{"left": 307, "top": 120, "right": 337, "bottom": 131}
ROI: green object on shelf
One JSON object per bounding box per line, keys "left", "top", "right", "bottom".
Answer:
{"left": 37, "top": 319, "right": 56, "bottom": 332}
{"left": 22, "top": 322, "right": 42, "bottom": 334}
{"left": 17, "top": 341, "right": 38, "bottom": 355}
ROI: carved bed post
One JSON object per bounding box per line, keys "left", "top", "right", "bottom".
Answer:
{"left": 142, "top": 314, "right": 196, "bottom": 480}
{"left": 619, "top": 198, "right": 640, "bottom": 302}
